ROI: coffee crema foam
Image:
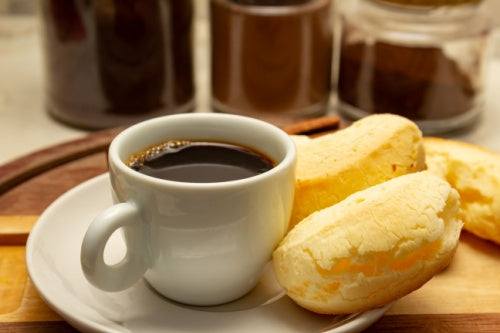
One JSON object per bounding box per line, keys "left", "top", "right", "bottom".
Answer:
{"left": 126, "top": 140, "right": 190, "bottom": 171}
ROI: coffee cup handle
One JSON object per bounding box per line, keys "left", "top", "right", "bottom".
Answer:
{"left": 80, "top": 202, "right": 148, "bottom": 291}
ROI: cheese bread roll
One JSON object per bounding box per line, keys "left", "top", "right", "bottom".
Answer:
{"left": 273, "top": 171, "right": 463, "bottom": 314}
{"left": 424, "top": 137, "right": 500, "bottom": 245}
{"left": 290, "top": 114, "right": 425, "bottom": 229}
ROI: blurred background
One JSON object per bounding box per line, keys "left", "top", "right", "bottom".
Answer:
{"left": 1, "top": 0, "right": 499, "bottom": 165}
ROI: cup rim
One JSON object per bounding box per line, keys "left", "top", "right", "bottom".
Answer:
{"left": 108, "top": 113, "right": 296, "bottom": 190}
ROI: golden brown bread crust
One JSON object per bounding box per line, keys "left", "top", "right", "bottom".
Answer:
{"left": 289, "top": 114, "right": 426, "bottom": 230}
{"left": 273, "top": 171, "right": 463, "bottom": 314}
{"left": 424, "top": 137, "right": 500, "bottom": 245}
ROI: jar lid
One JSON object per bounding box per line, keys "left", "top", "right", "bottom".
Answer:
{"left": 372, "top": 0, "right": 482, "bottom": 7}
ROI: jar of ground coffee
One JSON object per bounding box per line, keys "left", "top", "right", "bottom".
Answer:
{"left": 40, "top": 0, "right": 195, "bottom": 129}
{"left": 210, "top": 0, "right": 333, "bottom": 127}
{"left": 336, "top": 0, "right": 491, "bottom": 134}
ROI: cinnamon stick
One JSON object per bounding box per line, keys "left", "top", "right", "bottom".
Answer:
{"left": 283, "top": 115, "right": 341, "bottom": 137}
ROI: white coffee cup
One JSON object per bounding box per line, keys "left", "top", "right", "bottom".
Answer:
{"left": 80, "top": 113, "right": 296, "bottom": 306}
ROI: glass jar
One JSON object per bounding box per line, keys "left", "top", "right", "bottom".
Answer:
{"left": 210, "top": 0, "right": 333, "bottom": 127}
{"left": 40, "top": 0, "right": 195, "bottom": 130}
{"left": 335, "top": 0, "right": 491, "bottom": 134}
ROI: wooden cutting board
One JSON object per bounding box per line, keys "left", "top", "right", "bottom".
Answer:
{"left": 0, "top": 116, "right": 499, "bottom": 333}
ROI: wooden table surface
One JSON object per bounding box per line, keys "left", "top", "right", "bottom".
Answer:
{"left": 1, "top": 117, "right": 499, "bottom": 333}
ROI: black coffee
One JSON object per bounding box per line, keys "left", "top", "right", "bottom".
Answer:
{"left": 126, "top": 140, "right": 275, "bottom": 183}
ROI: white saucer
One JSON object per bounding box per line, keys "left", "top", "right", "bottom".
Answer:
{"left": 26, "top": 174, "right": 391, "bottom": 333}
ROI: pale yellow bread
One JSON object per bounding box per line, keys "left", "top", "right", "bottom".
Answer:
{"left": 273, "top": 171, "right": 463, "bottom": 314}
{"left": 424, "top": 137, "right": 500, "bottom": 245}
{"left": 289, "top": 114, "right": 425, "bottom": 229}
